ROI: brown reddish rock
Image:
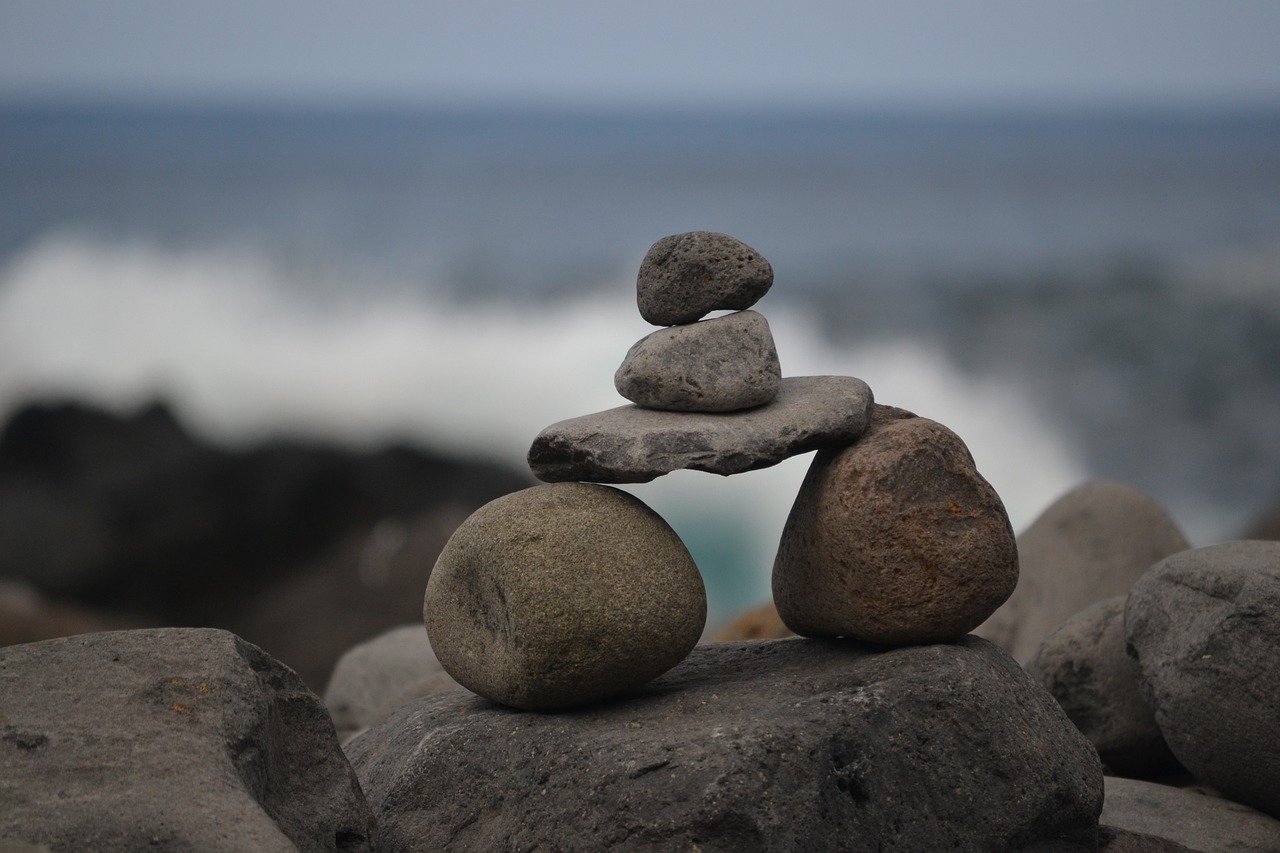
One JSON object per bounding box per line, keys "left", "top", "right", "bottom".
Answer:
{"left": 772, "top": 408, "right": 1017, "bottom": 644}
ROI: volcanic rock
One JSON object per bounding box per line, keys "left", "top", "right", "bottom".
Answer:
{"left": 1027, "top": 596, "right": 1181, "bottom": 777}
{"left": 1125, "top": 541, "right": 1280, "bottom": 819}
{"left": 976, "top": 481, "right": 1190, "bottom": 663}
{"left": 528, "top": 374, "right": 874, "bottom": 483}
{"left": 636, "top": 231, "right": 773, "bottom": 326}
{"left": 773, "top": 409, "right": 1018, "bottom": 644}
{"left": 424, "top": 483, "right": 706, "bottom": 711}
{"left": 347, "top": 637, "right": 1102, "bottom": 852}
{"left": 0, "top": 628, "right": 376, "bottom": 852}
{"left": 614, "top": 310, "right": 781, "bottom": 412}
{"left": 1101, "top": 776, "right": 1280, "bottom": 853}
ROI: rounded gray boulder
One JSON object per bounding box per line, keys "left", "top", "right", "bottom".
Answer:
{"left": 1125, "top": 540, "right": 1280, "bottom": 819}
{"left": 636, "top": 231, "right": 773, "bottom": 326}
{"left": 773, "top": 409, "right": 1018, "bottom": 644}
{"left": 423, "top": 483, "right": 706, "bottom": 711}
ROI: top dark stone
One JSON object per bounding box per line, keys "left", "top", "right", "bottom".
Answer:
{"left": 636, "top": 231, "right": 774, "bottom": 326}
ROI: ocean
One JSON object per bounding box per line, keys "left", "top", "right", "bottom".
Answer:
{"left": 2, "top": 103, "right": 1278, "bottom": 624}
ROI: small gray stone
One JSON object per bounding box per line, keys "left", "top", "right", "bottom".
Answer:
{"left": 976, "top": 481, "right": 1190, "bottom": 663}
{"left": 0, "top": 628, "right": 376, "bottom": 852}
{"left": 347, "top": 637, "right": 1102, "bottom": 852}
{"left": 1101, "top": 776, "right": 1280, "bottom": 853}
{"left": 528, "top": 375, "right": 874, "bottom": 484}
{"left": 323, "top": 624, "right": 461, "bottom": 746}
{"left": 1027, "top": 596, "right": 1181, "bottom": 778}
{"left": 614, "top": 310, "right": 781, "bottom": 412}
{"left": 423, "top": 483, "right": 706, "bottom": 711}
{"left": 773, "top": 409, "right": 1018, "bottom": 644}
{"left": 636, "top": 231, "right": 774, "bottom": 326}
{"left": 1125, "top": 541, "right": 1280, "bottom": 819}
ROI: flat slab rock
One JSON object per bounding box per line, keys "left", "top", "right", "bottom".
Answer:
{"left": 528, "top": 375, "right": 874, "bottom": 483}
{"left": 347, "top": 636, "right": 1103, "bottom": 852}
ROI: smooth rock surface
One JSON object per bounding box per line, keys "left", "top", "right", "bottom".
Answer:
{"left": 528, "top": 375, "right": 874, "bottom": 484}
{"left": 1101, "top": 776, "right": 1280, "bottom": 853}
{"left": 614, "top": 310, "right": 781, "bottom": 412}
{"left": 976, "top": 481, "right": 1190, "bottom": 663}
{"left": 0, "top": 628, "right": 376, "bottom": 852}
{"left": 323, "top": 624, "right": 461, "bottom": 745}
{"left": 424, "top": 483, "right": 706, "bottom": 711}
{"left": 773, "top": 409, "right": 1018, "bottom": 644}
{"left": 1125, "top": 541, "right": 1280, "bottom": 819}
{"left": 1028, "top": 596, "right": 1181, "bottom": 777}
{"left": 348, "top": 637, "right": 1103, "bottom": 852}
{"left": 636, "top": 231, "right": 773, "bottom": 326}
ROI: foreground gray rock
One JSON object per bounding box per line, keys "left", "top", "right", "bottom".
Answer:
{"left": 424, "top": 483, "right": 706, "bottom": 711}
{"left": 773, "top": 408, "right": 1018, "bottom": 644}
{"left": 636, "top": 231, "right": 773, "bottom": 326}
{"left": 1028, "top": 596, "right": 1181, "bottom": 778}
{"left": 976, "top": 481, "right": 1190, "bottom": 663}
{"left": 348, "top": 637, "right": 1103, "bottom": 852}
{"left": 323, "top": 624, "right": 461, "bottom": 744}
{"left": 0, "top": 628, "right": 376, "bottom": 852}
{"left": 1125, "top": 541, "right": 1280, "bottom": 819}
{"left": 528, "top": 375, "right": 874, "bottom": 483}
{"left": 1101, "top": 776, "right": 1280, "bottom": 853}
{"left": 614, "top": 309, "right": 782, "bottom": 412}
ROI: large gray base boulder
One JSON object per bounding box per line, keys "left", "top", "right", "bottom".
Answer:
{"left": 0, "top": 629, "right": 376, "bottom": 852}
{"left": 348, "top": 637, "right": 1103, "bottom": 852}
{"left": 1101, "top": 776, "right": 1280, "bottom": 853}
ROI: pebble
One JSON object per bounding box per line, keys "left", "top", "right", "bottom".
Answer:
{"left": 614, "top": 309, "right": 781, "bottom": 411}
{"left": 976, "top": 481, "right": 1190, "bottom": 663}
{"left": 423, "top": 483, "right": 706, "bottom": 711}
{"left": 772, "top": 408, "right": 1018, "bottom": 644}
{"left": 1125, "top": 540, "right": 1280, "bottom": 819}
{"left": 636, "top": 231, "right": 773, "bottom": 326}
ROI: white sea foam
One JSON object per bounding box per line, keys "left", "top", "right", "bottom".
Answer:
{"left": 0, "top": 234, "right": 1090, "bottom": 621}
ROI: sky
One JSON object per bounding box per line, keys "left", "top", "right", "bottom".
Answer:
{"left": 3, "top": 1, "right": 1280, "bottom": 110}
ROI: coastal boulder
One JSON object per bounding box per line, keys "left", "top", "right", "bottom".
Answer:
{"left": 976, "top": 481, "right": 1190, "bottom": 663}
{"left": 348, "top": 637, "right": 1103, "bottom": 852}
{"left": 1101, "top": 776, "right": 1280, "bottom": 853}
{"left": 1125, "top": 541, "right": 1280, "bottom": 819}
{"left": 424, "top": 483, "right": 706, "bottom": 711}
{"left": 773, "top": 408, "right": 1017, "bottom": 644}
{"left": 1027, "top": 596, "right": 1181, "bottom": 777}
{"left": 614, "top": 310, "right": 781, "bottom": 412}
{"left": 0, "top": 628, "right": 376, "bottom": 852}
{"left": 636, "top": 231, "right": 773, "bottom": 326}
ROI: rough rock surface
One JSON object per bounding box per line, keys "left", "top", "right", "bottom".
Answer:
{"left": 636, "top": 231, "right": 773, "bottom": 326}
{"left": 323, "top": 624, "right": 461, "bottom": 744}
{"left": 773, "top": 408, "right": 1017, "bottom": 644}
{"left": 348, "top": 637, "right": 1102, "bottom": 852}
{"left": 1125, "top": 541, "right": 1280, "bottom": 819}
{"left": 0, "top": 628, "right": 376, "bottom": 852}
{"left": 528, "top": 375, "right": 874, "bottom": 484}
{"left": 1027, "top": 596, "right": 1181, "bottom": 777}
{"left": 424, "top": 483, "right": 706, "bottom": 711}
{"left": 614, "top": 310, "right": 781, "bottom": 412}
{"left": 1101, "top": 776, "right": 1280, "bottom": 853}
{"left": 976, "top": 481, "right": 1190, "bottom": 663}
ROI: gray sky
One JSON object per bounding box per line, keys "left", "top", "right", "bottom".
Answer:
{"left": 3, "top": 1, "right": 1280, "bottom": 109}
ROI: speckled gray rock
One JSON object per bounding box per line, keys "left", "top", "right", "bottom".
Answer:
{"left": 773, "top": 408, "right": 1018, "bottom": 644}
{"left": 976, "top": 481, "right": 1190, "bottom": 663}
{"left": 1028, "top": 596, "right": 1181, "bottom": 777}
{"left": 0, "top": 628, "right": 376, "bottom": 852}
{"left": 636, "top": 231, "right": 774, "bottom": 326}
{"left": 347, "top": 637, "right": 1103, "bottom": 852}
{"left": 1101, "top": 776, "right": 1280, "bottom": 853}
{"left": 323, "top": 624, "right": 461, "bottom": 745}
{"left": 614, "top": 310, "right": 781, "bottom": 412}
{"left": 423, "top": 483, "right": 706, "bottom": 711}
{"left": 529, "top": 375, "right": 874, "bottom": 484}
{"left": 1125, "top": 541, "right": 1280, "bottom": 819}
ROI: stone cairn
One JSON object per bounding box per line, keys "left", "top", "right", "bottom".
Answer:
{"left": 424, "top": 231, "right": 1019, "bottom": 711}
